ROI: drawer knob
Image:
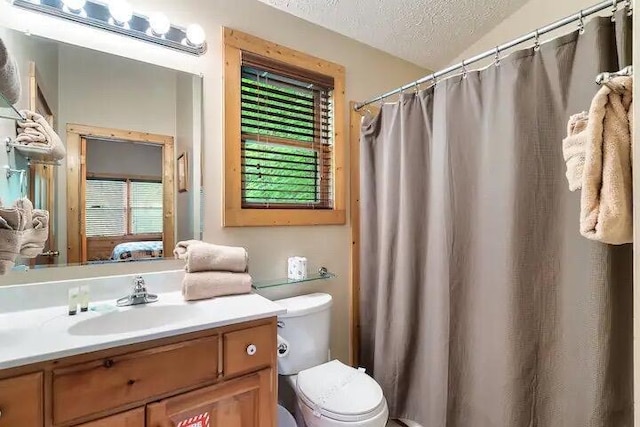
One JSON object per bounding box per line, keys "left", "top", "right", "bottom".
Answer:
{"left": 103, "top": 359, "right": 115, "bottom": 368}
{"left": 246, "top": 344, "right": 257, "bottom": 356}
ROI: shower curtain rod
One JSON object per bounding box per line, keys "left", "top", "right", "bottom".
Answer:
{"left": 354, "top": 0, "right": 631, "bottom": 111}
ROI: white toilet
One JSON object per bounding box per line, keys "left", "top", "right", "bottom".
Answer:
{"left": 275, "top": 293, "right": 389, "bottom": 427}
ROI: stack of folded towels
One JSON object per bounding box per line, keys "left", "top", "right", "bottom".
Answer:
{"left": 0, "top": 198, "right": 50, "bottom": 274}
{"left": 174, "top": 240, "right": 251, "bottom": 301}
{"left": 15, "top": 110, "right": 66, "bottom": 162}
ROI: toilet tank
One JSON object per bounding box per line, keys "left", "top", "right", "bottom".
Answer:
{"left": 275, "top": 293, "right": 332, "bottom": 375}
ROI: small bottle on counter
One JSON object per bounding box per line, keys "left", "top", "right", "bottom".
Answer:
{"left": 79, "top": 285, "right": 90, "bottom": 312}
{"left": 68, "top": 288, "right": 79, "bottom": 316}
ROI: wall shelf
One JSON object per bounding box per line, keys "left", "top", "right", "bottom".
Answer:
{"left": 252, "top": 267, "right": 335, "bottom": 290}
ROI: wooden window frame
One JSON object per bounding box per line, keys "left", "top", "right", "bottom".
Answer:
{"left": 66, "top": 124, "right": 175, "bottom": 264}
{"left": 223, "top": 28, "right": 346, "bottom": 227}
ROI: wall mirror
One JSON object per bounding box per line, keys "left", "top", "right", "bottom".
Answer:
{"left": 0, "top": 25, "right": 202, "bottom": 271}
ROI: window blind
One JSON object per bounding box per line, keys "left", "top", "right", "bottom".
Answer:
{"left": 86, "top": 179, "right": 127, "bottom": 237}
{"left": 130, "top": 181, "right": 163, "bottom": 234}
{"left": 241, "top": 52, "right": 334, "bottom": 209}
{"left": 86, "top": 178, "right": 163, "bottom": 237}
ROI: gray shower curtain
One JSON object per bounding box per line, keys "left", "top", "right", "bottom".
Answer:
{"left": 360, "top": 13, "right": 633, "bottom": 427}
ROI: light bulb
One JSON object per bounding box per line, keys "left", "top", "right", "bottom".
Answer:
{"left": 186, "top": 24, "right": 206, "bottom": 47}
{"left": 108, "top": 0, "right": 133, "bottom": 25}
{"left": 62, "top": 0, "right": 86, "bottom": 12}
{"left": 149, "top": 12, "right": 171, "bottom": 36}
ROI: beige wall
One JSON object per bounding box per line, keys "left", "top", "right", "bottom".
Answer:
{"left": 453, "top": 0, "right": 609, "bottom": 67}
{"left": 0, "top": 0, "right": 427, "bottom": 363}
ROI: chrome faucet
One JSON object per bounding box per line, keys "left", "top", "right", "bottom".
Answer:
{"left": 116, "top": 275, "right": 158, "bottom": 307}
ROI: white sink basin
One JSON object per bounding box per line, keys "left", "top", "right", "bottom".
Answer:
{"left": 68, "top": 304, "right": 200, "bottom": 336}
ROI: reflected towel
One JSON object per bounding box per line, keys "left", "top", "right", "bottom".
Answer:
{"left": 581, "top": 76, "right": 633, "bottom": 244}
{"left": 15, "top": 110, "right": 66, "bottom": 161}
{"left": 184, "top": 243, "right": 248, "bottom": 273}
{"left": 173, "top": 239, "right": 201, "bottom": 259}
{"left": 562, "top": 111, "right": 589, "bottom": 191}
{"left": 182, "top": 272, "right": 252, "bottom": 301}
{"left": 0, "top": 37, "right": 21, "bottom": 104}
{"left": 0, "top": 200, "right": 28, "bottom": 275}
{"left": 21, "top": 209, "right": 49, "bottom": 258}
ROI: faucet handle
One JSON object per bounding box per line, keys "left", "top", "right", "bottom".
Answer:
{"left": 132, "top": 275, "right": 146, "bottom": 293}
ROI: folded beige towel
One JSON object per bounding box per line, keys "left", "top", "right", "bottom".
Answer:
{"left": 581, "top": 76, "right": 633, "bottom": 245}
{"left": 0, "top": 200, "right": 28, "bottom": 275}
{"left": 15, "top": 110, "right": 66, "bottom": 162}
{"left": 562, "top": 111, "right": 589, "bottom": 191}
{"left": 0, "top": 37, "right": 21, "bottom": 104}
{"left": 173, "top": 239, "right": 201, "bottom": 259}
{"left": 21, "top": 209, "right": 49, "bottom": 258}
{"left": 184, "top": 243, "right": 248, "bottom": 273}
{"left": 182, "top": 272, "right": 252, "bottom": 301}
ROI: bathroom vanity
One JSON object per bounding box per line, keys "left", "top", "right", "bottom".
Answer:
{"left": 0, "top": 277, "right": 285, "bottom": 427}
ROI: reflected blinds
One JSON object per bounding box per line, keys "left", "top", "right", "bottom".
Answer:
{"left": 241, "top": 52, "right": 334, "bottom": 209}
{"left": 86, "top": 179, "right": 163, "bottom": 237}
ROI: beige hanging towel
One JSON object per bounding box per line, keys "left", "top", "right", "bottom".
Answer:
{"left": 581, "top": 76, "right": 633, "bottom": 245}
{"left": 562, "top": 111, "right": 589, "bottom": 191}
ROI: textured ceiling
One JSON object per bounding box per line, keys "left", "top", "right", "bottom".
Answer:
{"left": 256, "top": 0, "right": 530, "bottom": 69}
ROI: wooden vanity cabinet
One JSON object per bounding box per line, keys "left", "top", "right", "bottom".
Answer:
{"left": 0, "top": 318, "right": 277, "bottom": 427}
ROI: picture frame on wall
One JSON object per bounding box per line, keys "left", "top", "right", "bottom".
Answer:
{"left": 177, "top": 152, "right": 188, "bottom": 193}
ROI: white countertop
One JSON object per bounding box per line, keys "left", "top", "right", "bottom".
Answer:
{"left": 0, "top": 291, "right": 286, "bottom": 370}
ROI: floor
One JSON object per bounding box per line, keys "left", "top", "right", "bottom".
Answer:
{"left": 387, "top": 420, "right": 423, "bottom": 427}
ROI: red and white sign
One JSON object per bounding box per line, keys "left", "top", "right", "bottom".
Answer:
{"left": 176, "top": 412, "right": 210, "bottom": 427}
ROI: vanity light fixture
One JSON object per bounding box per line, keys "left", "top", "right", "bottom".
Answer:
{"left": 10, "top": 0, "right": 208, "bottom": 55}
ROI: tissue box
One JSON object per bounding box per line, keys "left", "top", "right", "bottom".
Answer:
{"left": 287, "top": 256, "right": 308, "bottom": 280}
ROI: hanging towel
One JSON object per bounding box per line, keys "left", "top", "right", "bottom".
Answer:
{"left": 182, "top": 272, "right": 252, "bottom": 301}
{"left": 0, "top": 201, "right": 27, "bottom": 275}
{"left": 15, "top": 110, "right": 66, "bottom": 162}
{"left": 0, "top": 37, "right": 21, "bottom": 104}
{"left": 581, "top": 76, "right": 633, "bottom": 245}
{"left": 562, "top": 111, "right": 589, "bottom": 191}
{"left": 184, "top": 242, "right": 248, "bottom": 273}
{"left": 173, "top": 239, "right": 201, "bottom": 259}
{"left": 21, "top": 209, "right": 49, "bottom": 258}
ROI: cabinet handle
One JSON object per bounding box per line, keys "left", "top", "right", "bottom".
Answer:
{"left": 103, "top": 359, "right": 114, "bottom": 368}
{"left": 246, "top": 344, "right": 257, "bottom": 356}
{"left": 0, "top": 408, "right": 3, "bottom": 418}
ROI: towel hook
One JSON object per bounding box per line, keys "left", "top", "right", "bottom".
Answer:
{"left": 533, "top": 29, "right": 541, "bottom": 51}
{"left": 578, "top": 10, "right": 586, "bottom": 34}
{"left": 494, "top": 46, "right": 501, "bottom": 67}
{"left": 611, "top": 0, "right": 618, "bottom": 21}
{"left": 461, "top": 59, "right": 468, "bottom": 79}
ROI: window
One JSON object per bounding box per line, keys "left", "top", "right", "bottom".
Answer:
{"left": 224, "top": 28, "right": 346, "bottom": 226}
{"left": 86, "top": 178, "right": 163, "bottom": 237}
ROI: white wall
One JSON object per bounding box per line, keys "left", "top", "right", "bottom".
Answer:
{"left": 175, "top": 74, "right": 194, "bottom": 243}
{"left": 86, "top": 139, "right": 163, "bottom": 178}
{"left": 454, "top": 0, "right": 610, "bottom": 66}
{"left": 0, "top": 0, "right": 427, "bottom": 363}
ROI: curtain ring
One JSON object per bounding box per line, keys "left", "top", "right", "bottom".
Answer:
{"left": 414, "top": 81, "right": 420, "bottom": 94}
{"left": 533, "top": 29, "right": 540, "bottom": 51}
{"left": 625, "top": 0, "right": 632, "bottom": 16}
{"left": 430, "top": 73, "right": 437, "bottom": 86}
{"left": 461, "top": 59, "right": 468, "bottom": 79}
{"left": 611, "top": 0, "right": 618, "bottom": 21}
{"left": 494, "top": 46, "right": 501, "bottom": 67}
{"left": 578, "top": 10, "right": 585, "bottom": 34}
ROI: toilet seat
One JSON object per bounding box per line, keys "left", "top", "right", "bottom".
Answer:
{"left": 296, "top": 360, "right": 387, "bottom": 423}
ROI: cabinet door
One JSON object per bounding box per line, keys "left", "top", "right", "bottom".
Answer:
{"left": 0, "top": 372, "right": 43, "bottom": 427}
{"left": 74, "top": 408, "right": 144, "bottom": 427}
{"left": 147, "top": 369, "right": 274, "bottom": 427}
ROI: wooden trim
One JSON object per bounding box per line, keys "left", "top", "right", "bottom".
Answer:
{"left": 66, "top": 131, "right": 82, "bottom": 264}
{"left": 223, "top": 27, "right": 346, "bottom": 227}
{"left": 86, "top": 172, "right": 162, "bottom": 182}
{"left": 66, "top": 124, "right": 175, "bottom": 264}
{"left": 80, "top": 138, "right": 88, "bottom": 263}
{"left": 348, "top": 102, "right": 378, "bottom": 367}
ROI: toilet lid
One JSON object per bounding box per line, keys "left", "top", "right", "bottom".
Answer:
{"left": 296, "top": 360, "right": 386, "bottom": 422}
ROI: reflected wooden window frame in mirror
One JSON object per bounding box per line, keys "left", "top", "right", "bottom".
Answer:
{"left": 65, "top": 124, "right": 175, "bottom": 265}
{"left": 223, "top": 28, "right": 346, "bottom": 227}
